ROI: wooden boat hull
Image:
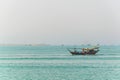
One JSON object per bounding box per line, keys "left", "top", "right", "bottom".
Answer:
{"left": 69, "top": 50, "right": 99, "bottom": 55}
{"left": 68, "top": 46, "right": 99, "bottom": 55}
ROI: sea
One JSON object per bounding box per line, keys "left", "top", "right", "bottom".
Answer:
{"left": 0, "top": 45, "right": 120, "bottom": 80}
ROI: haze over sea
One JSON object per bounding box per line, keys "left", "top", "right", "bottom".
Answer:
{"left": 0, "top": 45, "right": 120, "bottom": 80}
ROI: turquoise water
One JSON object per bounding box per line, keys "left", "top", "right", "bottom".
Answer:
{"left": 0, "top": 45, "right": 120, "bottom": 80}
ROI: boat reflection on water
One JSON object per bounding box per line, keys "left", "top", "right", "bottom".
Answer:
{"left": 67, "top": 46, "right": 99, "bottom": 55}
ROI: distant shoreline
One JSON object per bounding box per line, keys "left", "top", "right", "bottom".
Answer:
{"left": 0, "top": 44, "right": 50, "bottom": 46}
{"left": 0, "top": 44, "right": 119, "bottom": 46}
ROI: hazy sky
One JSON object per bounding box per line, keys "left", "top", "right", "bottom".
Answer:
{"left": 0, "top": 0, "right": 120, "bottom": 45}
